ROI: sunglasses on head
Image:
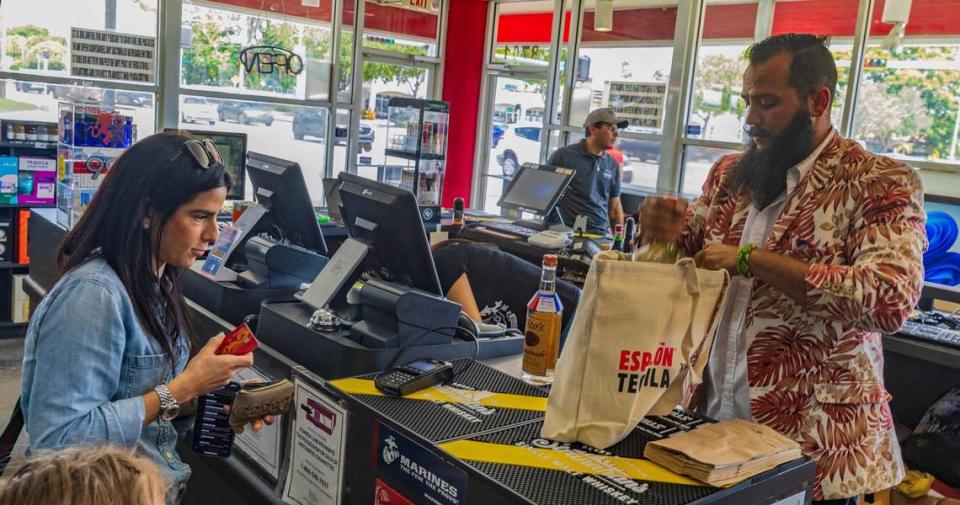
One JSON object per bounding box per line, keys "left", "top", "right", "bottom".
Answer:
{"left": 182, "top": 139, "right": 223, "bottom": 169}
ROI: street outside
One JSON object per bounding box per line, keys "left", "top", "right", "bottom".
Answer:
{"left": 0, "top": 81, "right": 718, "bottom": 212}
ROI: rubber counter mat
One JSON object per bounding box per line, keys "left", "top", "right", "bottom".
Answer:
{"left": 328, "top": 360, "right": 548, "bottom": 442}
{"left": 438, "top": 413, "right": 722, "bottom": 505}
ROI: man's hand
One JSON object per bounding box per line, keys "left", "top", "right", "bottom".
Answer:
{"left": 639, "top": 196, "right": 688, "bottom": 244}
{"left": 694, "top": 243, "right": 738, "bottom": 275}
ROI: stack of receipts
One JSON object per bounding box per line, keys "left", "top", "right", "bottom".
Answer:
{"left": 643, "top": 419, "right": 802, "bottom": 487}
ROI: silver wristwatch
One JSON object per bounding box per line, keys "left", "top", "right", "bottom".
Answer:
{"left": 154, "top": 384, "right": 182, "bottom": 421}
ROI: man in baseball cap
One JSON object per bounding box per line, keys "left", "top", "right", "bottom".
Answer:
{"left": 545, "top": 107, "right": 627, "bottom": 234}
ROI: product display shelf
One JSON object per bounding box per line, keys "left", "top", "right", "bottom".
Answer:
{"left": 0, "top": 120, "right": 60, "bottom": 338}
{"left": 56, "top": 102, "right": 137, "bottom": 229}
{"left": 383, "top": 97, "right": 450, "bottom": 224}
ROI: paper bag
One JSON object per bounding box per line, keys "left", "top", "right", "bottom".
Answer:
{"left": 541, "top": 253, "right": 729, "bottom": 449}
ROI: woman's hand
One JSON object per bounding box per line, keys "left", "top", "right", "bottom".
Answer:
{"left": 168, "top": 334, "right": 253, "bottom": 403}
{"left": 226, "top": 378, "right": 279, "bottom": 434}
{"left": 230, "top": 414, "right": 277, "bottom": 434}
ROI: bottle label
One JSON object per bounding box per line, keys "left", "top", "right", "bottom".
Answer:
{"left": 522, "top": 310, "right": 562, "bottom": 376}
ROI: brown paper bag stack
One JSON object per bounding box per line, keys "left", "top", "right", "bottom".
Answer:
{"left": 643, "top": 419, "right": 802, "bottom": 487}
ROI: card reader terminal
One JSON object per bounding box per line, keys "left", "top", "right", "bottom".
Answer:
{"left": 374, "top": 358, "right": 455, "bottom": 396}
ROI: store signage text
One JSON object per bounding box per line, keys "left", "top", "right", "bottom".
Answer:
{"left": 239, "top": 46, "right": 303, "bottom": 76}
{"left": 69, "top": 28, "right": 155, "bottom": 83}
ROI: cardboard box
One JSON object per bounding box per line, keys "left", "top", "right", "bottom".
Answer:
{"left": 17, "top": 157, "right": 56, "bottom": 206}
{"left": 0, "top": 157, "right": 18, "bottom": 205}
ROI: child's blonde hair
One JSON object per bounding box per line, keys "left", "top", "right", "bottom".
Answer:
{"left": 0, "top": 445, "right": 168, "bottom": 505}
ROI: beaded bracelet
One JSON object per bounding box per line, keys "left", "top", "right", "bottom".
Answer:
{"left": 736, "top": 244, "right": 759, "bottom": 278}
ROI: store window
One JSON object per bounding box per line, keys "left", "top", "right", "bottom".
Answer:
{"left": 687, "top": 1, "right": 756, "bottom": 144}
{"left": 338, "top": 0, "right": 358, "bottom": 103}
{"left": 1, "top": 0, "right": 158, "bottom": 82}
{"left": 571, "top": 2, "right": 678, "bottom": 134}
{"left": 1, "top": 79, "right": 156, "bottom": 138}
{"left": 178, "top": 95, "right": 327, "bottom": 204}
{"left": 771, "top": 0, "right": 860, "bottom": 129}
{"left": 486, "top": 76, "right": 545, "bottom": 188}
{"left": 361, "top": 0, "right": 441, "bottom": 58}
{"left": 853, "top": 0, "right": 960, "bottom": 176}
{"left": 492, "top": 0, "right": 561, "bottom": 67}
{"left": 360, "top": 61, "right": 430, "bottom": 181}
{"left": 180, "top": 0, "right": 333, "bottom": 100}
{"left": 681, "top": 145, "right": 736, "bottom": 196}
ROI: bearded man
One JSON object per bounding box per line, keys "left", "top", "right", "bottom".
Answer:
{"left": 640, "top": 34, "right": 927, "bottom": 504}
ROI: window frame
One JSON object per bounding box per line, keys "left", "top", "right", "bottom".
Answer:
{"left": 475, "top": 0, "right": 960, "bottom": 209}
{"left": 0, "top": 0, "right": 449, "bottom": 196}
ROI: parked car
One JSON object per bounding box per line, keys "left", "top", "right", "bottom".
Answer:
{"left": 493, "top": 122, "right": 541, "bottom": 178}
{"left": 292, "top": 107, "right": 374, "bottom": 151}
{"left": 115, "top": 91, "right": 152, "bottom": 107}
{"left": 335, "top": 123, "right": 374, "bottom": 152}
{"left": 181, "top": 97, "right": 217, "bottom": 125}
{"left": 617, "top": 138, "right": 660, "bottom": 164}
{"left": 14, "top": 81, "right": 45, "bottom": 94}
{"left": 48, "top": 85, "right": 104, "bottom": 103}
{"left": 217, "top": 101, "right": 274, "bottom": 126}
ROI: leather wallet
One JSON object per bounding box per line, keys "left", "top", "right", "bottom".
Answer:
{"left": 228, "top": 379, "right": 294, "bottom": 426}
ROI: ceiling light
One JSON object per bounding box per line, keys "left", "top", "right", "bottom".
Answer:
{"left": 595, "top": 0, "right": 613, "bottom": 32}
{"left": 881, "top": 0, "right": 912, "bottom": 54}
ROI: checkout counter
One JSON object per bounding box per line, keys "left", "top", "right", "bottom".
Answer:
{"left": 23, "top": 212, "right": 817, "bottom": 502}
{"left": 42, "top": 161, "right": 960, "bottom": 504}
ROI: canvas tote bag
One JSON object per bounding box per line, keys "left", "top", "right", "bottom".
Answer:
{"left": 542, "top": 252, "right": 729, "bottom": 449}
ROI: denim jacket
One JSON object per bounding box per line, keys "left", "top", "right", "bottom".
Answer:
{"left": 21, "top": 257, "right": 193, "bottom": 500}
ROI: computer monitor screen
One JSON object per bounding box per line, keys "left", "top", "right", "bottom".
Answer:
{"left": 337, "top": 173, "right": 443, "bottom": 296}
{"left": 924, "top": 194, "right": 960, "bottom": 287}
{"left": 245, "top": 151, "right": 327, "bottom": 255}
{"left": 164, "top": 128, "right": 246, "bottom": 200}
{"left": 497, "top": 163, "right": 575, "bottom": 216}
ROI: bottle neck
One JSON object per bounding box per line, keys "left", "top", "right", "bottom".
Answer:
{"left": 539, "top": 266, "right": 557, "bottom": 294}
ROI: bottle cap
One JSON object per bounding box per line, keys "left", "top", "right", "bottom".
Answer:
{"left": 542, "top": 254, "right": 558, "bottom": 267}
{"left": 614, "top": 224, "right": 623, "bottom": 233}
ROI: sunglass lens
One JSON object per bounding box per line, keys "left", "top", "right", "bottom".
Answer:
{"left": 204, "top": 139, "right": 223, "bottom": 165}
{"left": 186, "top": 141, "right": 210, "bottom": 168}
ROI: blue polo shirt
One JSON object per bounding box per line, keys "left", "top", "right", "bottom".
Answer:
{"left": 546, "top": 140, "right": 621, "bottom": 234}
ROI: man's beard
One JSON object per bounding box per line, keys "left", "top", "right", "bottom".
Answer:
{"left": 728, "top": 108, "right": 816, "bottom": 210}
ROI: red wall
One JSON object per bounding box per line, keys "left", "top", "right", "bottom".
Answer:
{"left": 440, "top": 0, "right": 487, "bottom": 208}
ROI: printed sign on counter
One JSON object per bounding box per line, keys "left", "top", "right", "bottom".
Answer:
{"left": 375, "top": 421, "right": 467, "bottom": 505}
{"left": 234, "top": 368, "right": 284, "bottom": 481}
{"left": 282, "top": 379, "right": 347, "bottom": 505}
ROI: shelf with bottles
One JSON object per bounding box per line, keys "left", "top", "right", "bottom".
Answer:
{"left": 0, "top": 121, "right": 58, "bottom": 209}
{"left": 56, "top": 102, "right": 137, "bottom": 229}
{"left": 399, "top": 161, "right": 444, "bottom": 207}
{"left": 384, "top": 98, "right": 449, "bottom": 162}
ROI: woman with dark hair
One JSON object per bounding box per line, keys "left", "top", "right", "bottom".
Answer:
{"left": 19, "top": 132, "right": 267, "bottom": 503}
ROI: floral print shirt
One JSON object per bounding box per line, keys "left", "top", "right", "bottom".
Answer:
{"left": 680, "top": 134, "right": 927, "bottom": 500}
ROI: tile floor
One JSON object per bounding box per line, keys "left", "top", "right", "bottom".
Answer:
{"left": 0, "top": 338, "right": 28, "bottom": 473}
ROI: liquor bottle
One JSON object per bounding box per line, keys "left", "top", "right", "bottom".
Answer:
{"left": 633, "top": 238, "right": 680, "bottom": 263}
{"left": 522, "top": 254, "right": 563, "bottom": 385}
{"left": 634, "top": 196, "right": 682, "bottom": 263}
{"left": 452, "top": 197, "right": 465, "bottom": 226}
{"left": 612, "top": 224, "right": 624, "bottom": 252}
{"left": 623, "top": 217, "right": 636, "bottom": 254}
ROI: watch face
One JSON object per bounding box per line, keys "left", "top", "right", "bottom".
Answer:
{"left": 161, "top": 404, "right": 182, "bottom": 421}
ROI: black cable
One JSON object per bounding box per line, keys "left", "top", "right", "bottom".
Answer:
{"left": 452, "top": 326, "right": 481, "bottom": 379}
{"left": 384, "top": 325, "right": 480, "bottom": 378}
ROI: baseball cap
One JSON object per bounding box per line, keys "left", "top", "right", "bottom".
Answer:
{"left": 584, "top": 108, "right": 629, "bottom": 130}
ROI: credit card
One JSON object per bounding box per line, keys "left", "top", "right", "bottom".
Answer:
{"left": 215, "top": 323, "right": 258, "bottom": 356}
